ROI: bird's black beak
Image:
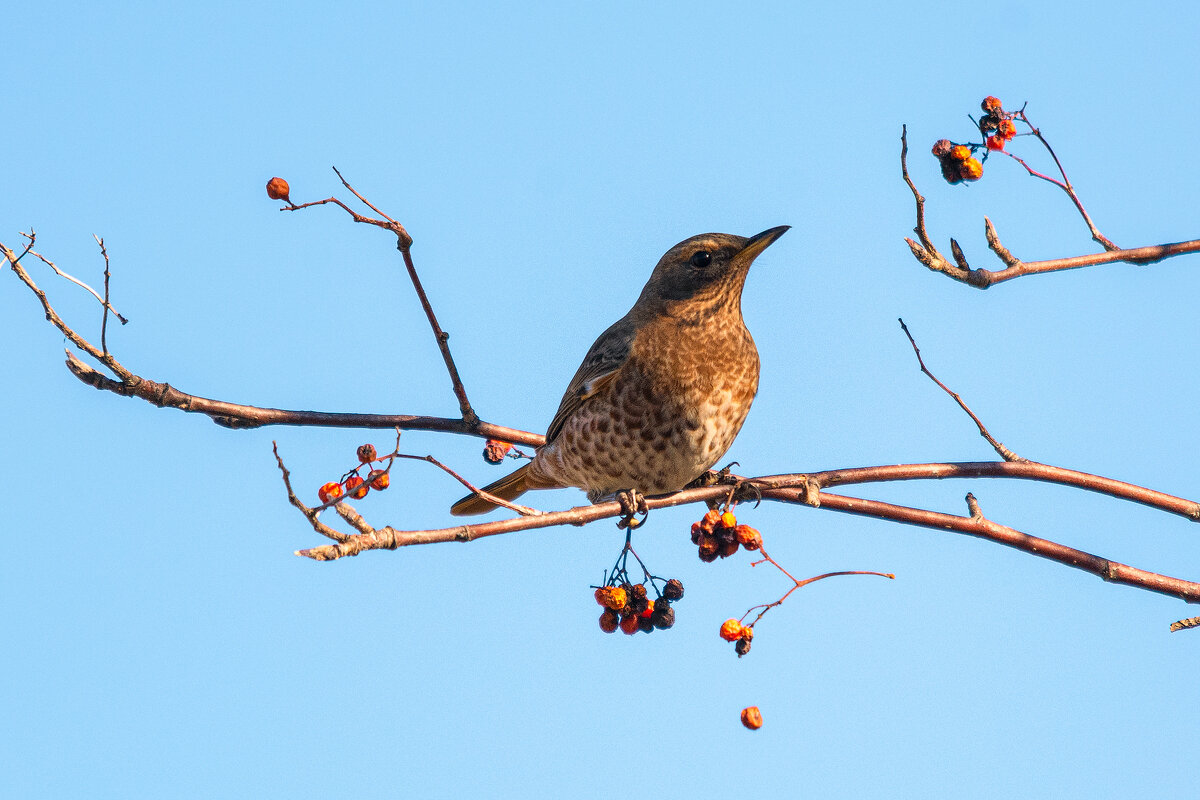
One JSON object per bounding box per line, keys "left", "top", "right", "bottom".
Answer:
{"left": 739, "top": 225, "right": 790, "bottom": 261}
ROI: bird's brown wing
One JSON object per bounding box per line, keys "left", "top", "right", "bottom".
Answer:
{"left": 544, "top": 313, "right": 635, "bottom": 444}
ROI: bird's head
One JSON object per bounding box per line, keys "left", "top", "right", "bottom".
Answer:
{"left": 635, "top": 226, "right": 790, "bottom": 316}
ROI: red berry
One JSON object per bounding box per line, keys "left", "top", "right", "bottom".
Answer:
{"left": 344, "top": 475, "right": 368, "bottom": 499}
{"left": 317, "top": 481, "right": 344, "bottom": 504}
{"left": 266, "top": 176, "right": 290, "bottom": 202}
{"left": 719, "top": 619, "right": 743, "bottom": 642}
{"left": 741, "top": 706, "right": 763, "bottom": 730}
{"left": 367, "top": 469, "right": 390, "bottom": 491}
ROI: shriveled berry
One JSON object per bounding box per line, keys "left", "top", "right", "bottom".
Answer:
{"left": 734, "top": 524, "right": 762, "bottom": 551}
{"left": 720, "top": 510, "right": 737, "bottom": 529}
{"left": 483, "top": 439, "right": 513, "bottom": 464}
{"left": 356, "top": 443, "right": 377, "bottom": 463}
{"left": 719, "top": 619, "right": 744, "bottom": 642}
{"left": 637, "top": 616, "right": 655, "bottom": 633}
{"left": 663, "top": 579, "right": 684, "bottom": 601}
{"left": 266, "top": 176, "right": 291, "bottom": 201}
{"left": 367, "top": 469, "right": 390, "bottom": 490}
{"left": 344, "top": 475, "right": 368, "bottom": 500}
{"left": 959, "top": 157, "right": 984, "bottom": 181}
{"left": 639, "top": 600, "right": 655, "bottom": 619}
{"left": 619, "top": 614, "right": 640, "bottom": 635}
{"left": 978, "top": 114, "right": 1000, "bottom": 135}
{"left": 986, "top": 135, "right": 1006, "bottom": 151}
{"left": 630, "top": 584, "right": 648, "bottom": 602}
{"left": 931, "top": 139, "right": 953, "bottom": 157}
{"left": 600, "top": 586, "right": 627, "bottom": 611}
{"left": 698, "top": 536, "right": 719, "bottom": 560}
{"left": 317, "top": 481, "right": 344, "bottom": 504}
{"left": 981, "top": 96, "right": 1003, "bottom": 114}
{"left": 941, "top": 158, "right": 963, "bottom": 184}
{"left": 949, "top": 144, "right": 972, "bottom": 162}
{"left": 998, "top": 118, "right": 1017, "bottom": 140}
{"left": 718, "top": 539, "right": 740, "bottom": 559}
{"left": 599, "top": 609, "right": 619, "bottom": 633}
{"left": 735, "top": 637, "right": 752, "bottom": 657}
{"left": 651, "top": 605, "right": 676, "bottom": 630}
{"left": 741, "top": 706, "right": 763, "bottom": 730}
{"left": 699, "top": 509, "right": 722, "bottom": 533}
{"left": 698, "top": 547, "right": 719, "bottom": 563}
{"left": 594, "top": 587, "right": 608, "bottom": 607}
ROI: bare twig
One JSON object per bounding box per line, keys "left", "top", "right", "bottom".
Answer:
{"left": 13, "top": 232, "right": 129, "bottom": 324}
{"left": 285, "top": 168, "right": 479, "bottom": 426}
{"left": 898, "top": 318, "right": 1024, "bottom": 461}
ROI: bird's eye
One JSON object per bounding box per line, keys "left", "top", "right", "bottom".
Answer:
{"left": 690, "top": 250, "right": 712, "bottom": 268}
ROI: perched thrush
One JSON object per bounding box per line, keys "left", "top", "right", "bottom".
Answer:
{"left": 451, "top": 226, "right": 789, "bottom": 515}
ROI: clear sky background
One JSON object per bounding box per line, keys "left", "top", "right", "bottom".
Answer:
{"left": 4, "top": 2, "right": 1198, "bottom": 798}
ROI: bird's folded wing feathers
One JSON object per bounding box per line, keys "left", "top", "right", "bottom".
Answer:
{"left": 544, "top": 314, "right": 635, "bottom": 443}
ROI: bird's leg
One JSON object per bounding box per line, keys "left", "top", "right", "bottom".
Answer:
{"left": 615, "top": 489, "right": 649, "bottom": 529}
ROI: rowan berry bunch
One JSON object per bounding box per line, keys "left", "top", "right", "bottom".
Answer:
{"left": 690, "top": 506, "right": 762, "bottom": 562}
{"left": 931, "top": 95, "right": 1022, "bottom": 185}
{"left": 315, "top": 442, "right": 392, "bottom": 505}
{"left": 593, "top": 533, "right": 685, "bottom": 636}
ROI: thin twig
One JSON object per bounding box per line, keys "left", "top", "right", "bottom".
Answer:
{"left": 15, "top": 232, "right": 129, "bottom": 324}
{"left": 898, "top": 318, "right": 1024, "bottom": 461}
{"left": 94, "top": 235, "right": 113, "bottom": 355}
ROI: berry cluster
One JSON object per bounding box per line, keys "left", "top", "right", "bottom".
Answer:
{"left": 931, "top": 95, "right": 1023, "bottom": 184}
{"left": 978, "top": 96, "right": 1018, "bottom": 151}
{"left": 718, "top": 617, "right": 756, "bottom": 657}
{"left": 931, "top": 139, "right": 984, "bottom": 184}
{"left": 690, "top": 508, "right": 762, "bottom": 562}
{"left": 594, "top": 577, "right": 684, "bottom": 635}
{"left": 315, "top": 443, "right": 391, "bottom": 505}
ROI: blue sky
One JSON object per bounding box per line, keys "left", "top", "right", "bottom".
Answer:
{"left": 4, "top": 2, "right": 1198, "bottom": 797}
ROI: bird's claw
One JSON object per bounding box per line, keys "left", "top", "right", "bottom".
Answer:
{"left": 615, "top": 489, "right": 649, "bottom": 529}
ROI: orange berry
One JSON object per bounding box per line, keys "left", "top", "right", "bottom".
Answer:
{"left": 734, "top": 524, "right": 762, "bottom": 551}
{"left": 739, "top": 626, "right": 754, "bottom": 642}
{"left": 741, "top": 706, "right": 763, "bottom": 730}
{"left": 719, "top": 619, "right": 744, "bottom": 642}
{"left": 619, "top": 614, "right": 640, "bottom": 635}
{"left": 949, "top": 144, "right": 971, "bottom": 162}
{"left": 594, "top": 587, "right": 607, "bottom": 606}
{"left": 699, "top": 509, "right": 722, "bottom": 533}
{"left": 357, "top": 443, "right": 377, "bottom": 463}
{"left": 265, "top": 176, "right": 290, "bottom": 202}
{"left": 720, "top": 510, "right": 737, "bottom": 528}
{"left": 959, "top": 157, "right": 984, "bottom": 182}
{"left": 317, "top": 481, "right": 344, "bottom": 504}
{"left": 367, "top": 469, "right": 390, "bottom": 491}
{"left": 981, "top": 96, "right": 1003, "bottom": 114}
{"left": 639, "top": 600, "right": 655, "bottom": 619}
{"left": 599, "top": 609, "right": 619, "bottom": 633}
{"left": 600, "top": 586, "right": 627, "bottom": 611}
{"left": 986, "top": 135, "right": 1006, "bottom": 151}
{"left": 344, "top": 475, "right": 368, "bottom": 499}
{"left": 998, "top": 118, "right": 1017, "bottom": 140}
{"left": 483, "top": 439, "right": 513, "bottom": 464}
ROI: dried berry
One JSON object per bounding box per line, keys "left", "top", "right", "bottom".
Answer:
{"left": 356, "top": 443, "right": 377, "bottom": 463}
{"left": 698, "top": 547, "right": 719, "bottom": 563}
{"left": 986, "top": 135, "right": 1006, "bottom": 151}
{"left": 699, "top": 509, "right": 722, "bottom": 533}
{"left": 734, "top": 524, "right": 762, "bottom": 551}
{"left": 718, "top": 539, "right": 740, "bottom": 559}
{"left": 317, "top": 481, "right": 344, "bottom": 504}
{"left": 600, "top": 586, "right": 627, "bottom": 611}
{"left": 344, "top": 475, "right": 368, "bottom": 500}
{"left": 959, "top": 157, "right": 984, "bottom": 182}
{"left": 981, "top": 96, "right": 1003, "bottom": 114}
{"left": 949, "top": 144, "right": 972, "bottom": 162}
{"left": 931, "top": 139, "right": 953, "bottom": 158}
{"left": 630, "top": 584, "right": 648, "bottom": 602}
{"left": 720, "top": 510, "right": 737, "bottom": 529}
{"left": 367, "top": 469, "right": 390, "bottom": 491}
{"left": 663, "top": 579, "right": 684, "bottom": 601}
{"left": 651, "top": 605, "right": 676, "bottom": 630}
{"left": 735, "top": 637, "right": 752, "bottom": 657}
{"left": 940, "top": 158, "right": 963, "bottom": 185}
{"left": 978, "top": 114, "right": 1000, "bottom": 135}
{"left": 690, "top": 522, "right": 705, "bottom": 544}
{"left": 639, "top": 600, "right": 656, "bottom": 619}
{"left": 266, "top": 176, "right": 291, "bottom": 202}
{"left": 998, "top": 118, "right": 1017, "bottom": 140}
{"left": 619, "top": 614, "right": 640, "bottom": 635}
{"left": 483, "top": 439, "right": 513, "bottom": 464}
{"left": 637, "top": 616, "right": 655, "bottom": 633}
{"left": 739, "top": 626, "right": 754, "bottom": 642}
{"left": 741, "top": 706, "right": 763, "bottom": 730}
{"left": 599, "top": 609, "right": 619, "bottom": 633}
{"left": 719, "top": 619, "right": 744, "bottom": 642}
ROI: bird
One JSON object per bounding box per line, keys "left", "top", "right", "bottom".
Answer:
{"left": 451, "top": 226, "right": 789, "bottom": 516}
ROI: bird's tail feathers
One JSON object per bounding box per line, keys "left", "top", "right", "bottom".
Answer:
{"left": 450, "top": 463, "right": 532, "bottom": 516}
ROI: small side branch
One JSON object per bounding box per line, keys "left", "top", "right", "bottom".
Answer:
{"left": 898, "top": 318, "right": 1024, "bottom": 461}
